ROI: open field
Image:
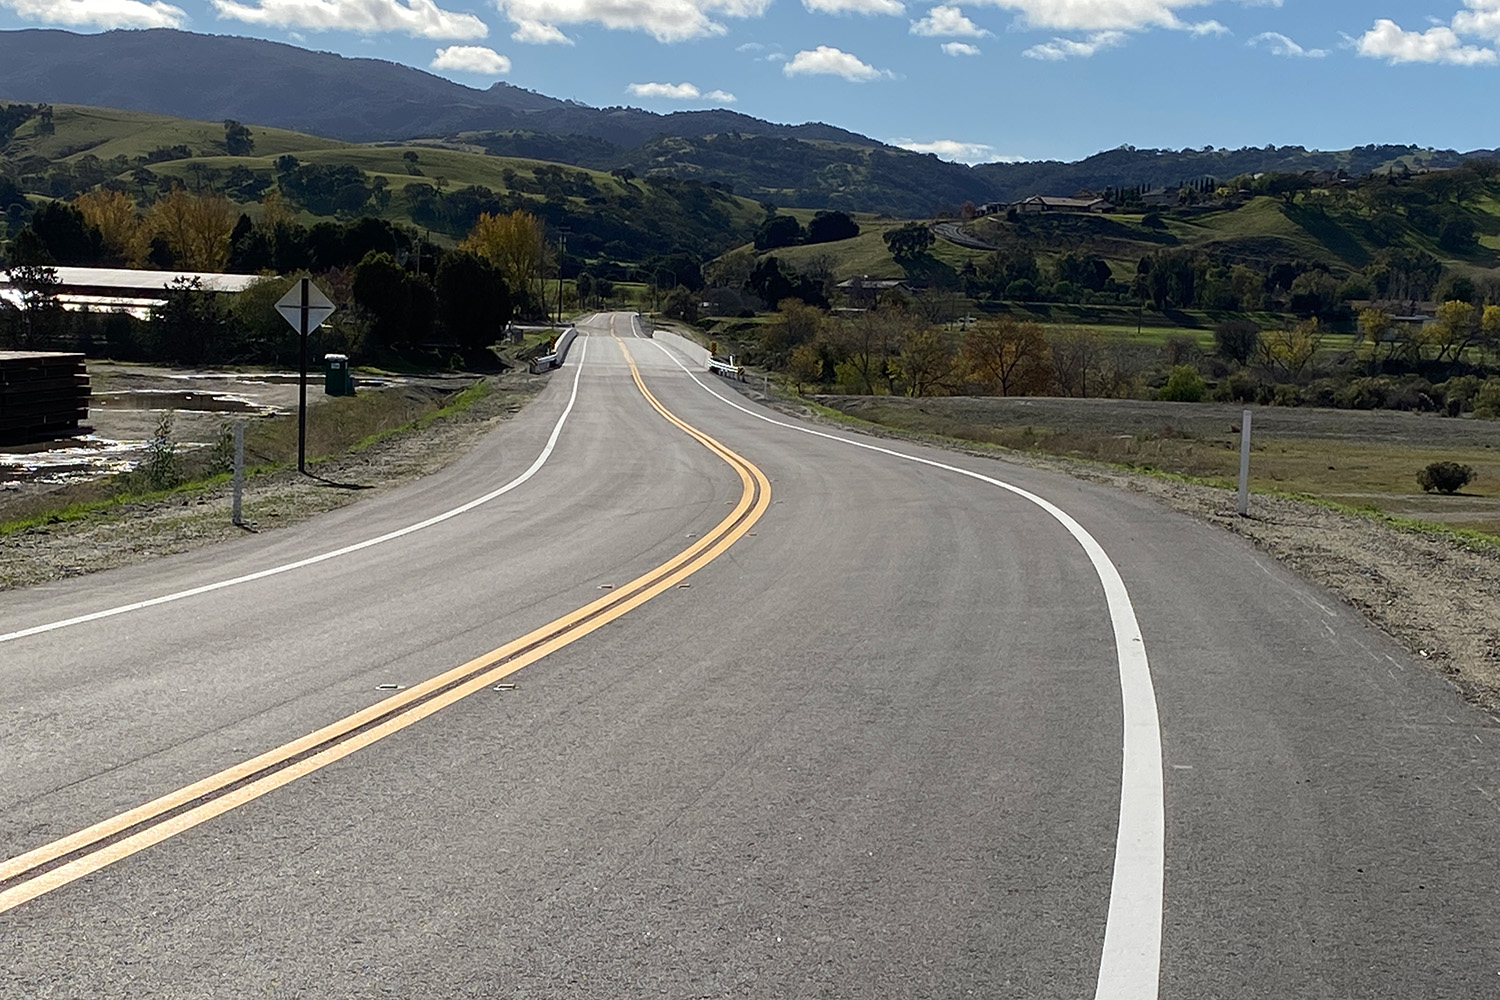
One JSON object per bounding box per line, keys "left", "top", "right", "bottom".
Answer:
{"left": 817, "top": 394, "right": 1500, "bottom": 539}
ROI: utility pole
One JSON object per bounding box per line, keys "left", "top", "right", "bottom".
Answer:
{"left": 556, "top": 234, "right": 566, "bottom": 328}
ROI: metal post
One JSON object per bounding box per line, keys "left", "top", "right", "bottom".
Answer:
{"left": 297, "top": 277, "right": 308, "bottom": 474}
{"left": 232, "top": 421, "right": 245, "bottom": 526}
{"left": 1237, "top": 409, "right": 1253, "bottom": 517}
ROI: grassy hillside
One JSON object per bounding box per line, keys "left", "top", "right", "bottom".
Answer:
{"left": 1, "top": 103, "right": 765, "bottom": 267}
{"left": 6, "top": 103, "right": 346, "bottom": 165}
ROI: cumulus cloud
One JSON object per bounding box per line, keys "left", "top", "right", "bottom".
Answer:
{"left": 1356, "top": 17, "right": 1497, "bottom": 66}
{"left": 2, "top": 0, "right": 187, "bottom": 28}
{"left": 494, "top": 0, "right": 772, "bottom": 44}
{"left": 890, "top": 137, "right": 999, "bottom": 163}
{"left": 968, "top": 0, "right": 1261, "bottom": 33}
{"left": 941, "top": 40, "right": 980, "bottom": 54}
{"left": 910, "top": 4, "right": 988, "bottom": 36}
{"left": 627, "top": 81, "right": 736, "bottom": 101}
{"left": 212, "top": 0, "right": 487, "bottom": 39}
{"left": 782, "top": 44, "right": 891, "bottom": 80}
{"left": 804, "top": 0, "right": 903, "bottom": 14}
{"left": 1024, "top": 29, "right": 1126, "bottom": 59}
{"left": 1454, "top": 0, "right": 1500, "bottom": 41}
{"left": 511, "top": 17, "right": 572, "bottom": 42}
{"left": 1249, "top": 30, "right": 1324, "bottom": 58}
{"left": 431, "top": 44, "right": 511, "bottom": 73}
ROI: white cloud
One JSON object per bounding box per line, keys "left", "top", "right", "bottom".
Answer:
{"left": 735, "top": 40, "right": 763, "bottom": 50}
{"left": 966, "top": 0, "right": 1261, "bottom": 33}
{"left": 1024, "top": 29, "right": 1126, "bottom": 59}
{"left": 494, "top": 0, "right": 772, "bottom": 43}
{"left": 1249, "top": 30, "right": 1325, "bottom": 58}
{"left": 1454, "top": 0, "right": 1500, "bottom": 42}
{"left": 1186, "top": 18, "right": 1225, "bottom": 35}
{"left": 511, "top": 17, "right": 573, "bottom": 42}
{"left": 431, "top": 44, "right": 511, "bottom": 73}
{"left": 782, "top": 44, "right": 891, "bottom": 80}
{"left": 626, "top": 81, "right": 736, "bottom": 101}
{"left": 890, "top": 137, "right": 1000, "bottom": 163}
{"left": 910, "top": 4, "right": 988, "bottom": 36}
{"left": 804, "top": 0, "right": 903, "bottom": 14}
{"left": 1356, "top": 17, "right": 1497, "bottom": 65}
{"left": 2, "top": 0, "right": 187, "bottom": 28}
{"left": 941, "top": 40, "right": 980, "bottom": 54}
{"left": 212, "top": 0, "right": 487, "bottom": 39}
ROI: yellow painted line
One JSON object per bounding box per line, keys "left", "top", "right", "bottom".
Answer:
{"left": 0, "top": 336, "right": 770, "bottom": 916}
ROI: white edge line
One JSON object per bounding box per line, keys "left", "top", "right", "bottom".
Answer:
{"left": 0, "top": 338, "right": 593, "bottom": 645}
{"left": 636, "top": 314, "right": 1164, "bottom": 1000}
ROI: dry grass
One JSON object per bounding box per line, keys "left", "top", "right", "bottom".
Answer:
{"left": 823, "top": 395, "right": 1500, "bottom": 539}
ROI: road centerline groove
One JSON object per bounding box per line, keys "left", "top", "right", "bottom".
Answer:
{"left": 0, "top": 338, "right": 600, "bottom": 646}
{"left": 641, "top": 318, "right": 1163, "bottom": 1000}
{"left": 0, "top": 333, "right": 771, "bottom": 916}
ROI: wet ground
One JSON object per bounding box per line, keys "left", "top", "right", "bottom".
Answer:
{"left": 0, "top": 362, "right": 452, "bottom": 491}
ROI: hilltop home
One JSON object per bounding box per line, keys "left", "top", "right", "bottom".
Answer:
{"left": 1011, "top": 195, "right": 1114, "bottom": 214}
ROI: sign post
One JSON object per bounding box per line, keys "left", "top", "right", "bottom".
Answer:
{"left": 1237, "top": 409, "right": 1253, "bottom": 517}
{"left": 274, "top": 278, "right": 336, "bottom": 474}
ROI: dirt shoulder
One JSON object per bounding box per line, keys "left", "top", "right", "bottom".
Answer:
{"left": 0, "top": 370, "right": 546, "bottom": 591}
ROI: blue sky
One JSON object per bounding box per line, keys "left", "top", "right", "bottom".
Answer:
{"left": 3, "top": 0, "right": 1499, "bottom": 162}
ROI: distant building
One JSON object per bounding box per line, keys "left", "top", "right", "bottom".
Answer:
{"left": 836, "top": 277, "right": 910, "bottom": 308}
{"left": 0, "top": 266, "right": 264, "bottom": 320}
{"left": 1011, "top": 195, "right": 1113, "bottom": 214}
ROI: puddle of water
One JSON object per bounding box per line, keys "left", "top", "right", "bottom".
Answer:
{"left": 92, "top": 390, "right": 269, "bottom": 414}
{"left": 0, "top": 436, "right": 142, "bottom": 485}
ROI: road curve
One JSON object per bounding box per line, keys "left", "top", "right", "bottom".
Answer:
{"left": 1, "top": 313, "right": 1497, "bottom": 998}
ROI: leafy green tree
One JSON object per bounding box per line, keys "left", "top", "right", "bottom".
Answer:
{"left": 883, "top": 223, "right": 934, "bottom": 263}
{"left": 805, "top": 210, "right": 859, "bottom": 245}
{"left": 754, "top": 214, "right": 803, "bottom": 251}
{"left": 28, "top": 201, "right": 104, "bottom": 265}
{"left": 223, "top": 119, "right": 254, "bottom": 156}
{"left": 435, "top": 250, "right": 511, "bottom": 352}
{"left": 353, "top": 251, "right": 419, "bottom": 348}
{"left": 1157, "top": 365, "right": 1206, "bottom": 402}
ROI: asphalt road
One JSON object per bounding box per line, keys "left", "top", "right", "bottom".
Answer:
{"left": 1, "top": 313, "right": 1497, "bottom": 998}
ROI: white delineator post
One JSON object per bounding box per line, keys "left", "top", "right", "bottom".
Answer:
{"left": 1237, "top": 409, "right": 1253, "bottom": 517}
{"left": 232, "top": 421, "right": 245, "bottom": 527}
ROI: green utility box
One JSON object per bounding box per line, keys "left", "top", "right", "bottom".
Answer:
{"left": 323, "top": 353, "right": 355, "bottom": 396}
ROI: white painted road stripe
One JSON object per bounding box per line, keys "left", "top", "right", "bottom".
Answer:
{"left": 0, "top": 338, "right": 593, "bottom": 645}
{"left": 641, "top": 318, "right": 1164, "bottom": 1000}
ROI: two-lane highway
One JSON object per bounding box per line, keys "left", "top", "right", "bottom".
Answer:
{"left": 2, "top": 313, "right": 1496, "bottom": 998}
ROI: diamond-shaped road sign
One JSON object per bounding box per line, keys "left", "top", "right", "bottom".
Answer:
{"left": 275, "top": 278, "right": 336, "bottom": 336}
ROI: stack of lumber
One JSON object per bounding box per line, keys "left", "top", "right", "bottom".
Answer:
{"left": 0, "top": 352, "right": 91, "bottom": 446}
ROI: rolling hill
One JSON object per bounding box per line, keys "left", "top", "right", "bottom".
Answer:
{"left": 3, "top": 29, "right": 1498, "bottom": 218}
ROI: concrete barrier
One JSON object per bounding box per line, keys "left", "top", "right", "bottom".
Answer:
{"left": 648, "top": 327, "right": 711, "bottom": 369}
{"left": 527, "top": 325, "right": 578, "bottom": 373}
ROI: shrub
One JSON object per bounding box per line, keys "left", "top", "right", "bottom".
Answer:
{"left": 1476, "top": 378, "right": 1500, "bottom": 419}
{"left": 1157, "top": 365, "right": 1205, "bottom": 402}
{"left": 1417, "top": 461, "right": 1475, "bottom": 494}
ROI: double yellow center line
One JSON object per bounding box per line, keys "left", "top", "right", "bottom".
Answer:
{"left": 0, "top": 337, "right": 769, "bottom": 916}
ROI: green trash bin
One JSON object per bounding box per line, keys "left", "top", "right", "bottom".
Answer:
{"left": 323, "top": 353, "right": 354, "bottom": 396}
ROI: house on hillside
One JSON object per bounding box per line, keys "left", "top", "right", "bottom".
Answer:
{"left": 1010, "top": 195, "right": 1113, "bottom": 214}
{"left": 836, "top": 277, "right": 910, "bottom": 309}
